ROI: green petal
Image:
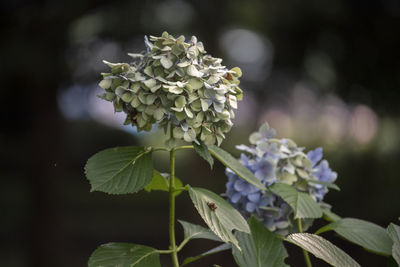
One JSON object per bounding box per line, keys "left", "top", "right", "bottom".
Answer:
{"left": 231, "top": 67, "right": 242, "bottom": 77}
{"left": 130, "top": 95, "right": 141, "bottom": 108}
{"left": 99, "top": 79, "right": 112, "bottom": 89}
{"left": 145, "top": 105, "right": 157, "bottom": 116}
{"left": 184, "top": 107, "right": 194, "bottom": 118}
{"left": 143, "top": 79, "right": 157, "bottom": 89}
{"left": 187, "top": 65, "right": 203, "bottom": 78}
{"left": 144, "top": 66, "right": 153, "bottom": 77}
{"left": 173, "top": 127, "right": 184, "bottom": 138}
{"left": 200, "top": 99, "right": 209, "bottom": 111}
{"left": 175, "top": 96, "right": 187, "bottom": 108}
{"left": 160, "top": 56, "right": 173, "bottom": 69}
{"left": 188, "top": 78, "right": 204, "bottom": 90}
{"left": 121, "top": 92, "right": 134, "bottom": 102}
{"left": 154, "top": 108, "right": 165, "bottom": 120}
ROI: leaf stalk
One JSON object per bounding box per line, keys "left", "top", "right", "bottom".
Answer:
{"left": 298, "top": 219, "right": 313, "bottom": 267}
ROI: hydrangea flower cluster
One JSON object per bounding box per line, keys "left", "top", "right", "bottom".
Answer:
{"left": 306, "top": 147, "right": 338, "bottom": 202}
{"left": 224, "top": 123, "right": 337, "bottom": 234}
{"left": 98, "top": 32, "right": 243, "bottom": 146}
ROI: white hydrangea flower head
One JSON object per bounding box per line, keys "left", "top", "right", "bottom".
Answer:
{"left": 98, "top": 32, "right": 243, "bottom": 146}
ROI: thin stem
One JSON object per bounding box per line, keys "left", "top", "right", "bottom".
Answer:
{"left": 174, "top": 145, "right": 193, "bottom": 151}
{"left": 156, "top": 249, "right": 174, "bottom": 254}
{"left": 169, "top": 129, "right": 179, "bottom": 267}
{"left": 152, "top": 147, "right": 169, "bottom": 152}
{"left": 176, "top": 238, "right": 191, "bottom": 252}
{"left": 297, "top": 219, "right": 312, "bottom": 267}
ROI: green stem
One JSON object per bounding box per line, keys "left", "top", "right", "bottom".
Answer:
{"left": 297, "top": 219, "right": 312, "bottom": 267}
{"left": 176, "top": 238, "right": 191, "bottom": 252}
{"left": 156, "top": 249, "right": 174, "bottom": 254}
{"left": 174, "top": 145, "right": 193, "bottom": 151}
{"left": 169, "top": 130, "right": 179, "bottom": 267}
{"left": 152, "top": 147, "right": 169, "bottom": 152}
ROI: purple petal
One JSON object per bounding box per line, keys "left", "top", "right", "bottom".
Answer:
{"left": 307, "top": 147, "right": 323, "bottom": 167}
{"left": 233, "top": 179, "right": 246, "bottom": 191}
{"left": 231, "top": 193, "right": 241, "bottom": 203}
{"left": 246, "top": 202, "right": 257, "bottom": 212}
{"left": 248, "top": 193, "right": 260, "bottom": 202}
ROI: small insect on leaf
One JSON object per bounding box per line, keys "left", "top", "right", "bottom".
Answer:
{"left": 207, "top": 202, "right": 217, "bottom": 211}
{"left": 225, "top": 73, "right": 233, "bottom": 80}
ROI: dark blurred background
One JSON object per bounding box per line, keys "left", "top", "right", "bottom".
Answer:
{"left": 1, "top": 0, "right": 400, "bottom": 266}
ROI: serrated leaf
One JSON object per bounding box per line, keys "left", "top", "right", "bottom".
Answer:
{"left": 388, "top": 223, "right": 400, "bottom": 265}
{"left": 188, "top": 186, "right": 250, "bottom": 250}
{"left": 85, "top": 147, "right": 153, "bottom": 194}
{"left": 144, "top": 171, "right": 183, "bottom": 196}
{"left": 233, "top": 217, "right": 289, "bottom": 267}
{"left": 193, "top": 141, "right": 214, "bottom": 168}
{"left": 208, "top": 145, "right": 266, "bottom": 191}
{"left": 178, "top": 220, "right": 222, "bottom": 242}
{"left": 286, "top": 233, "right": 360, "bottom": 267}
{"left": 88, "top": 243, "right": 160, "bottom": 267}
{"left": 270, "top": 183, "right": 323, "bottom": 219}
{"left": 315, "top": 218, "right": 392, "bottom": 255}
{"left": 181, "top": 244, "right": 231, "bottom": 266}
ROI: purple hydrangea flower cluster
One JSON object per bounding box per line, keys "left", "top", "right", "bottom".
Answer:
{"left": 224, "top": 123, "right": 337, "bottom": 234}
{"left": 307, "top": 147, "right": 338, "bottom": 202}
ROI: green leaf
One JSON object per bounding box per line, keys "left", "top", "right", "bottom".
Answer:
{"left": 88, "top": 243, "right": 161, "bottom": 267}
{"left": 208, "top": 145, "right": 266, "bottom": 191}
{"left": 233, "top": 217, "right": 289, "bottom": 267}
{"left": 321, "top": 207, "right": 341, "bottom": 222}
{"left": 144, "top": 171, "right": 183, "bottom": 196}
{"left": 270, "top": 183, "right": 323, "bottom": 219}
{"left": 315, "top": 218, "right": 392, "bottom": 255}
{"left": 179, "top": 220, "right": 222, "bottom": 242}
{"left": 188, "top": 186, "right": 250, "bottom": 250}
{"left": 286, "top": 233, "right": 360, "bottom": 267}
{"left": 307, "top": 180, "right": 340, "bottom": 191}
{"left": 181, "top": 244, "right": 231, "bottom": 266}
{"left": 193, "top": 141, "right": 214, "bottom": 168}
{"left": 85, "top": 147, "right": 153, "bottom": 194}
{"left": 387, "top": 223, "right": 400, "bottom": 265}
